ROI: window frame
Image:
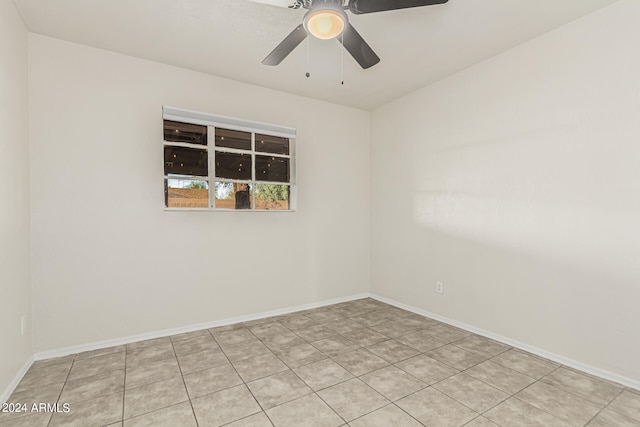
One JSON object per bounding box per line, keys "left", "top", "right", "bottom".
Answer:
{"left": 163, "top": 106, "right": 296, "bottom": 212}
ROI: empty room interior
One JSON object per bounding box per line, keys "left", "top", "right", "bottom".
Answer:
{"left": 1, "top": 0, "right": 639, "bottom": 425}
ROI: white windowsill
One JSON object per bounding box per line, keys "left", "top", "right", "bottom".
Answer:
{"left": 163, "top": 208, "right": 296, "bottom": 212}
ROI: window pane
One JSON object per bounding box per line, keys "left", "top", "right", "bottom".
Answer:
{"left": 215, "top": 128, "right": 251, "bottom": 150}
{"left": 164, "top": 120, "right": 207, "bottom": 145}
{"left": 164, "top": 146, "right": 208, "bottom": 177}
{"left": 255, "top": 184, "right": 289, "bottom": 211}
{"left": 214, "top": 182, "right": 253, "bottom": 210}
{"left": 255, "top": 155, "right": 289, "bottom": 183}
{"left": 165, "top": 179, "right": 209, "bottom": 208}
{"left": 215, "top": 152, "right": 252, "bottom": 180}
{"left": 256, "top": 134, "right": 290, "bottom": 155}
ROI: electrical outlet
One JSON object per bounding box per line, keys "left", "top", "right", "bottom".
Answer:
{"left": 21, "top": 315, "right": 26, "bottom": 335}
{"left": 436, "top": 281, "right": 444, "bottom": 294}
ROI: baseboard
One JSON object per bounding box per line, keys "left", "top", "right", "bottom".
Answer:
{"left": 34, "top": 293, "right": 370, "bottom": 361}
{"left": 1, "top": 355, "right": 34, "bottom": 404}
{"left": 30, "top": 291, "right": 639, "bottom": 391}
{"left": 369, "top": 293, "right": 640, "bottom": 391}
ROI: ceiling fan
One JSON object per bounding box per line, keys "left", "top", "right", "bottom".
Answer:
{"left": 250, "top": 0, "right": 448, "bottom": 69}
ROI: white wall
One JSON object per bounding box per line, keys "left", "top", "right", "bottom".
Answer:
{"left": 29, "top": 35, "right": 370, "bottom": 352}
{"left": 0, "top": 0, "right": 32, "bottom": 399}
{"left": 371, "top": 0, "right": 640, "bottom": 383}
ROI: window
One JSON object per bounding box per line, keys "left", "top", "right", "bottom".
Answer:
{"left": 163, "top": 107, "right": 295, "bottom": 211}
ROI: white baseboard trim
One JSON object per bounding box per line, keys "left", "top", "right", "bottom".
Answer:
{"left": 1, "top": 355, "right": 34, "bottom": 404}
{"left": 28, "top": 291, "right": 640, "bottom": 392}
{"left": 369, "top": 293, "right": 640, "bottom": 391}
{"left": 34, "top": 293, "right": 370, "bottom": 361}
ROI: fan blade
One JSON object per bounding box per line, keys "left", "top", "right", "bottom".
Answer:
{"left": 338, "top": 23, "right": 380, "bottom": 69}
{"left": 349, "top": 0, "right": 448, "bottom": 15}
{"left": 247, "top": 0, "right": 299, "bottom": 9}
{"left": 262, "top": 24, "right": 308, "bottom": 66}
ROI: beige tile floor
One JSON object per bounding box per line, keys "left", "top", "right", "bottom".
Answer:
{"left": 1, "top": 298, "right": 639, "bottom": 426}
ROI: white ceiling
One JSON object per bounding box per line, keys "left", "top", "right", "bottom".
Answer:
{"left": 13, "top": 0, "right": 618, "bottom": 110}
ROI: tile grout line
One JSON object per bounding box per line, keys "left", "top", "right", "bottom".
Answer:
{"left": 312, "top": 389, "right": 362, "bottom": 426}
{"left": 121, "top": 348, "right": 127, "bottom": 425}
{"left": 286, "top": 363, "right": 348, "bottom": 425}
{"left": 608, "top": 387, "right": 640, "bottom": 420}
{"left": 322, "top": 333, "right": 438, "bottom": 425}
{"left": 4, "top": 308, "right": 450, "bottom": 425}
{"left": 536, "top": 365, "right": 622, "bottom": 407}
{"left": 431, "top": 378, "right": 507, "bottom": 418}
{"left": 508, "top": 364, "right": 611, "bottom": 426}
{"left": 212, "top": 326, "right": 272, "bottom": 421}
{"left": 580, "top": 386, "right": 626, "bottom": 426}
{"left": 390, "top": 402, "right": 430, "bottom": 427}
{"left": 47, "top": 354, "right": 76, "bottom": 427}
{"left": 356, "top": 337, "right": 517, "bottom": 422}
{"left": 12, "top": 299, "right": 637, "bottom": 427}
{"left": 238, "top": 305, "right": 381, "bottom": 425}
{"left": 460, "top": 415, "right": 490, "bottom": 426}
{"left": 176, "top": 332, "right": 201, "bottom": 427}
{"left": 123, "top": 329, "right": 429, "bottom": 425}
{"left": 335, "top": 302, "right": 511, "bottom": 423}
{"left": 420, "top": 344, "right": 534, "bottom": 416}
{"left": 246, "top": 323, "right": 326, "bottom": 419}
{"left": 119, "top": 340, "right": 182, "bottom": 423}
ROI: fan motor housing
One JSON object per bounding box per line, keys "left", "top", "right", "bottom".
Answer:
{"left": 303, "top": 0, "right": 348, "bottom": 10}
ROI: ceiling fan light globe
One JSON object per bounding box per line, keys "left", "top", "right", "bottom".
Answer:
{"left": 305, "top": 10, "right": 345, "bottom": 40}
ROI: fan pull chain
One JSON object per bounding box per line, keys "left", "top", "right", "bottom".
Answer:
{"left": 341, "top": 32, "right": 344, "bottom": 85}
{"left": 305, "top": 37, "right": 310, "bottom": 78}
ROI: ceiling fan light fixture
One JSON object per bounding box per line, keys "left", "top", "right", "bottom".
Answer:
{"left": 304, "top": 9, "right": 346, "bottom": 40}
